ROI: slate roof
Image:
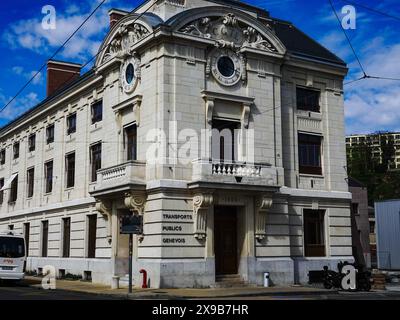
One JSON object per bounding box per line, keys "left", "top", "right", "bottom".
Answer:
{"left": 271, "top": 19, "right": 346, "bottom": 66}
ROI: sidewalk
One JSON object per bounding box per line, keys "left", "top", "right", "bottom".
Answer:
{"left": 24, "top": 276, "right": 338, "bottom": 299}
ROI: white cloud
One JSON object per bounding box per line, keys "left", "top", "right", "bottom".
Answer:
{"left": 344, "top": 40, "right": 400, "bottom": 135}
{"left": 11, "top": 66, "right": 42, "bottom": 85}
{"left": 0, "top": 91, "right": 40, "bottom": 124}
{"left": 2, "top": 2, "right": 112, "bottom": 61}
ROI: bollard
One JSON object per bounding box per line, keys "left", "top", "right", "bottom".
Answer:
{"left": 264, "top": 272, "right": 270, "bottom": 287}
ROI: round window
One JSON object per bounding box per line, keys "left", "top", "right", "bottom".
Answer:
{"left": 125, "top": 63, "right": 135, "bottom": 84}
{"left": 217, "top": 56, "right": 235, "bottom": 78}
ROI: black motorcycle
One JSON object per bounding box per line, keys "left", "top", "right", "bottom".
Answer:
{"left": 322, "top": 262, "right": 372, "bottom": 291}
{"left": 322, "top": 265, "right": 344, "bottom": 289}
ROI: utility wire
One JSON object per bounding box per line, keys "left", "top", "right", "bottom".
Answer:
{"left": 0, "top": 0, "right": 108, "bottom": 114}
{"left": 339, "top": 0, "right": 400, "bottom": 22}
{"left": 329, "top": 0, "right": 400, "bottom": 86}
{"left": 344, "top": 74, "right": 400, "bottom": 86}
{"left": 328, "top": 0, "right": 367, "bottom": 76}
{"left": 24, "top": 0, "right": 159, "bottom": 107}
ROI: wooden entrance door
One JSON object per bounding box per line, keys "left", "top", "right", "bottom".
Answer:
{"left": 214, "top": 206, "right": 238, "bottom": 275}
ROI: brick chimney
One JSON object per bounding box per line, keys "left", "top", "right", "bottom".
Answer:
{"left": 46, "top": 60, "right": 81, "bottom": 97}
{"left": 109, "top": 9, "right": 128, "bottom": 28}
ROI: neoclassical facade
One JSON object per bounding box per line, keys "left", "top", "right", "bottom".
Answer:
{"left": 0, "top": 0, "right": 352, "bottom": 288}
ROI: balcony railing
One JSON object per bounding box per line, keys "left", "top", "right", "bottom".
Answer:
{"left": 91, "top": 160, "right": 146, "bottom": 193}
{"left": 212, "top": 162, "right": 262, "bottom": 177}
{"left": 192, "top": 159, "right": 279, "bottom": 186}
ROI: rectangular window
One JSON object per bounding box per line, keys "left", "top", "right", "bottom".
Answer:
{"left": 125, "top": 125, "right": 137, "bottom": 161}
{"left": 62, "top": 218, "right": 71, "bottom": 258}
{"left": 44, "top": 161, "right": 53, "bottom": 193}
{"left": 0, "top": 178, "right": 4, "bottom": 204}
{"left": 27, "top": 167, "right": 35, "bottom": 198}
{"left": 298, "top": 133, "right": 322, "bottom": 175}
{"left": 66, "top": 113, "right": 77, "bottom": 135}
{"left": 41, "top": 220, "right": 48, "bottom": 257}
{"left": 24, "top": 223, "right": 30, "bottom": 256}
{"left": 211, "top": 119, "right": 240, "bottom": 162}
{"left": 13, "top": 142, "right": 20, "bottom": 159}
{"left": 296, "top": 87, "right": 320, "bottom": 112}
{"left": 90, "top": 143, "right": 102, "bottom": 182}
{"left": 304, "top": 209, "right": 325, "bottom": 257}
{"left": 0, "top": 149, "right": 5, "bottom": 165}
{"left": 87, "top": 214, "right": 97, "bottom": 258}
{"left": 9, "top": 174, "right": 18, "bottom": 203}
{"left": 65, "top": 152, "right": 75, "bottom": 188}
{"left": 46, "top": 124, "right": 55, "bottom": 144}
{"left": 91, "top": 100, "right": 103, "bottom": 124}
{"left": 28, "top": 134, "right": 36, "bottom": 152}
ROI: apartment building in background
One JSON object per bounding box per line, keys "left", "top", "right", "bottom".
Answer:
{"left": 346, "top": 132, "right": 400, "bottom": 170}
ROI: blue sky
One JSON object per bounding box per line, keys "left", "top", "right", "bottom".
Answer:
{"left": 1, "top": 0, "right": 400, "bottom": 134}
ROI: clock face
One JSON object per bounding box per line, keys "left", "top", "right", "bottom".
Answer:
{"left": 210, "top": 49, "right": 242, "bottom": 86}
{"left": 120, "top": 57, "right": 140, "bottom": 93}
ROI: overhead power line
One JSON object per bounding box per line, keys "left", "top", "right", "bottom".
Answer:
{"left": 329, "top": 0, "right": 400, "bottom": 86}
{"left": 340, "top": 0, "right": 400, "bottom": 22}
{"left": 0, "top": 0, "right": 108, "bottom": 114}
{"left": 328, "top": 0, "right": 367, "bottom": 76}
{"left": 1, "top": 0, "right": 159, "bottom": 118}
{"left": 344, "top": 74, "right": 400, "bottom": 86}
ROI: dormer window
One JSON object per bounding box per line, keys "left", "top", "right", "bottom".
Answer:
{"left": 296, "top": 87, "right": 320, "bottom": 113}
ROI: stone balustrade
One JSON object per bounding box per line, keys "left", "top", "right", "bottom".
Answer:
{"left": 192, "top": 159, "right": 280, "bottom": 186}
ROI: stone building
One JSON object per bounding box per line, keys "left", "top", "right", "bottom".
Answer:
{"left": 0, "top": 0, "right": 352, "bottom": 288}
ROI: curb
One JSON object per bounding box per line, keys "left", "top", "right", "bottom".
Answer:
{"left": 24, "top": 277, "right": 339, "bottom": 299}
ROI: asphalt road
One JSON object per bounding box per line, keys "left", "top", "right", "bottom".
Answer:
{"left": 204, "top": 291, "right": 400, "bottom": 300}
{"left": 0, "top": 281, "right": 119, "bottom": 300}
{"left": 1, "top": 280, "right": 399, "bottom": 300}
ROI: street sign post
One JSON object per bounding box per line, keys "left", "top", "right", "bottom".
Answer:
{"left": 120, "top": 214, "right": 143, "bottom": 294}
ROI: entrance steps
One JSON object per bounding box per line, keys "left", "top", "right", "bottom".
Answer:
{"left": 215, "top": 274, "right": 247, "bottom": 288}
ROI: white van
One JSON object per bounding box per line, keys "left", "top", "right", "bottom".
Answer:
{"left": 0, "top": 232, "right": 26, "bottom": 281}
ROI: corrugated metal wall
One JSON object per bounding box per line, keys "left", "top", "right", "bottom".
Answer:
{"left": 375, "top": 200, "right": 400, "bottom": 270}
